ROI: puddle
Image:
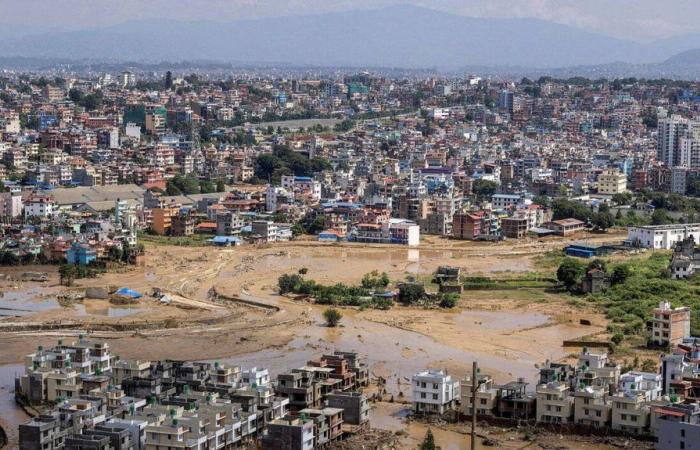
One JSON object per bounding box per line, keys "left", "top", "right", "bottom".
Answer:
{"left": 0, "top": 288, "right": 144, "bottom": 318}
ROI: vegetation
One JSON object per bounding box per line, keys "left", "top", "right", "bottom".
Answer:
{"left": 254, "top": 144, "right": 331, "bottom": 184}
{"left": 59, "top": 263, "right": 104, "bottom": 286}
{"left": 278, "top": 273, "right": 458, "bottom": 310}
{"left": 323, "top": 308, "right": 343, "bottom": 327}
{"left": 554, "top": 252, "right": 700, "bottom": 338}
{"left": 419, "top": 429, "right": 439, "bottom": 450}
{"left": 278, "top": 273, "right": 392, "bottom": 310}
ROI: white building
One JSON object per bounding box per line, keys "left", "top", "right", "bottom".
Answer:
{"left": 24, "top": 195, "right": 56, "bottom": 218}
{"left": 412, "top": 370, "right": 460, "bottom": 415}
{"left": 241, "top": 367, "right": 270, "bottom": 387}
{"left": 491, "top": 194, "right": 521, "bottom": 210}
{"left": 619, "top": 371, "right": 663, "bottom": 402}
{"left": 627, "top": 224, "right": 700, "bottom": 249}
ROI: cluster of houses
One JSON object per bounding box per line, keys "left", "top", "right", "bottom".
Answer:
{"left": 412, "top": 302, "right": 698, "bottom": 449}
{"left": 15, "top": 338, "right": 370, "bottom": 450}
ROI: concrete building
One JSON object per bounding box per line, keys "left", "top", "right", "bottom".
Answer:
{"left": 597, "top": 169, "right": 628, "bottom": 194}
{"left": 652, "top": 301, "right": 691, "bottom": 347}
{"left": 460, "top": 373, "right": 498, "bottom": 416}
{"left": 412, "top": 370, "right": 460, "bottom": 415}
{"left": 611, "top": 392, "right": 650, "bottom": 435}
{"left": 326, "top": 391, "right": 369, "bottom": 426}
{"left": 628, "top": 224, "right": 700, "bottom": 250}
{"left": 573, "top": 386, "right": 611, "bottom": 428}
{"left": 655, "top": 404, "right": 700, "bottom": 450}
{"left": 535, "top": 382, "right": 574, "bottom": 424}
{"left": 260, "top": 416, "right": 315, "bottom": 450}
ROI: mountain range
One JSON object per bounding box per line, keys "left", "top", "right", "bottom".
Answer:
{"left": 1, "top": 5, "right": 699, "bottom": 69}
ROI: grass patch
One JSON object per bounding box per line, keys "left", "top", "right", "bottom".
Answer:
{"left": 139, "top": 233, "right": 212, "bottom": 247}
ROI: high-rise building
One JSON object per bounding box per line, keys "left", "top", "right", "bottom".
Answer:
{"left": 657, "top": 115, "right": 697, "bottom": 167}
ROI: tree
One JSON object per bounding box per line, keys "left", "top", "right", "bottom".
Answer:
{"left": 419, "top": 429, "right": 439, "bottom": 450}
{"left": 557, "top": 258, "right": 585, "bottom": 290}
{"left": 586, "top": 259, "right": 607, "bottom": 273}
{"left": 398, "top": 283, "right": 426, "bottom": 305}
{"left": 471, "top": 179, "right": 498, "bottom": 200}
{"left": 278, "top": 274, "right": 303, "bottom": 294}
{"left": 592, "top": 212, "right": 614, "bottom": 231}
{"left": 610, "top": 264, "right": 631, "bottom": 285}
{"left": 651, "top": 208, "right": 673, "bottom": 225}
{"left": 108, "top": 246, "right": 124, "bottom": 262}
{"left": 641, "top": 359, "right": 657, "bottom": 373}
{"left": 164, "top": 71, "right": 173, "bottom": 89}
{"left": 59, "top": 264, "right": 76, "bottom": 286}
{"left": 216, "top": 180, "right": 226, "bottom": 192}
{"left": 323, "top": 308, "right": 343, "bottom": 327}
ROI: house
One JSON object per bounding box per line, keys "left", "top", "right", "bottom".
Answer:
{"left": 574, "top": 386, "right": 611, "bottom": 428}
{"left": 536, "top": 382, "right": 574, "bottom": 424}
{"left": 460, "top": 373, "right": 499, "bottom": 416}
{"left": 581, "top": 268, "right": 610, "bottom": 294}
{"left": 651, "top": 301, "right": 691, "bottom": 347}
{"left": 669, "top": 236, "right": 700, "bottom": 279}
{"left": 545, "top": 218, "right": 585, "bottom": 236}
{"left": 66, "top": 242, "right": 97, "bottom": 266}
{"left": 412, "top": 370, "right": 460, "bottom": 415}
{"left": 628, "top": 224, "right": 700, "bottom": 250}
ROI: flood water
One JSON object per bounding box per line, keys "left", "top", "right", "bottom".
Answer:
{"left": 0, "top": 288, "right": 144, "bottom": 318}
{"left": 0, "top": 364, "right": 29, "bottom": 448}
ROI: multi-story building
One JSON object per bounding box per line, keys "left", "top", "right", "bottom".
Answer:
{"left": 535, "top": 382, "right": 574, "bottom": 424}
{"left": 412, "top": 370, "right": 460, "bottom": 415}
{"left": 573, "top": 386, "right": 612, "bottom": 428}
{"left": 651, "top": 301, "right": 691, "bottom": 347}
{"left": 597, "top": 169, "right": 628, "bottom": 194}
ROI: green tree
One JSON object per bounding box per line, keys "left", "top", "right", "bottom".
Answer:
{"left": 592, "top": 212, "right": 614, "bottom": 231}
{"left": 651, "top": 208, "right": 673, "bottom": 225}
{"left": 610, "top": 264, "right": 631, "bottom": 285}
{"left": 164, "top": 71, "right": 173, "bottom": 89}
{"left": 419, "top": 429, "right": 439, "bottom": 450}
{"left": 323, "top": 308, "right": 343, "bottom": 327}
{"left": 557, "top": 258, "right": 586, "bottom": 290}
{"left": 471, "top": 179, "right": 499, "bottom": 200}
{"left": 216, "top": 180, "right": 226, "bottom": 192}
{"left": 398, "top": 283, "right": 426, "bottom": 305}
{"left": 278, "top": 274, "right": 303, "bottom": 294}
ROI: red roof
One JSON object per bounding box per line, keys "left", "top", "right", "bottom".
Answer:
{"left": 655, "top": 408, "right": 685, "bottom": 417}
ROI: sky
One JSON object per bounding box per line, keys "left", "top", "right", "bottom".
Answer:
{"left": 1, "top": 0, "right": 699, "bottom": 42}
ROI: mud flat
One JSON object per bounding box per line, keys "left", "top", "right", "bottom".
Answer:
{"left": 0, "top": 238, "right": 611, "bottom": 448}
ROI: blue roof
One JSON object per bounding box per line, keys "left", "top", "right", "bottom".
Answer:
{"left": 295, "top": 176, "right": 312, "bottom": 181}
{"left": 211, "top": 236, "right": 242, "bottom": 244}
{"left": 115, "top": 288, "right": 142, "bottom": 298}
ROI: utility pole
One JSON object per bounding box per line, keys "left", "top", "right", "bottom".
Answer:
{"left": 471, "top": 360, "right": 478, "bottom": 450}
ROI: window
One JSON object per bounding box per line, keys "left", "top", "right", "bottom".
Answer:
{"left": 596, "top": 411, "right": 601, "bottom": 417}
{"left": 432, "top": 394, "right": 438, "bottom": 400}
{"left": 433, "top": 383, "right": 439, "bottom": 389}
{"left": 421, "top": 393, "right": 426, "bottom": 399}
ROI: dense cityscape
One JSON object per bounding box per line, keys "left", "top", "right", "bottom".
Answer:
{"left": 1, "top": 20, "right": 700, "bottom": 450}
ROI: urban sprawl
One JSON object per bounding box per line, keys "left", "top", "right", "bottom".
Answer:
{"left": 2, "top": 71, "right": 700, "bottom": 449}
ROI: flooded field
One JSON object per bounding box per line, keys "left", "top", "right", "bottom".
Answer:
{"left": 0, "top": 237, "right": 613, "bottom": 448}
{"left": 0, "top": 288, "right": 145, "bottom": 318}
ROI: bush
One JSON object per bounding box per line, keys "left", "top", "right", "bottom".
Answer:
{"left": 438, "top": 293, "right": 459, "bottom": 308}
{"left": 611, "top": 332, "right": 624, "bottom": 345}
{"left": 278, "top": 274, "right": 303, "bottom": 294}
{"left": 323, "top": 308, "right": 342, "bottom": 327}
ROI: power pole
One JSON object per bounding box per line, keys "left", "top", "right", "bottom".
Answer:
{"left": 471, "top": 360, "right": 478, "bottom": 450}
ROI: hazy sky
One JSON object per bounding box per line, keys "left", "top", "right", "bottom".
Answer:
{"left": 2, "top": 0, "right": 698, "bottom": 42}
